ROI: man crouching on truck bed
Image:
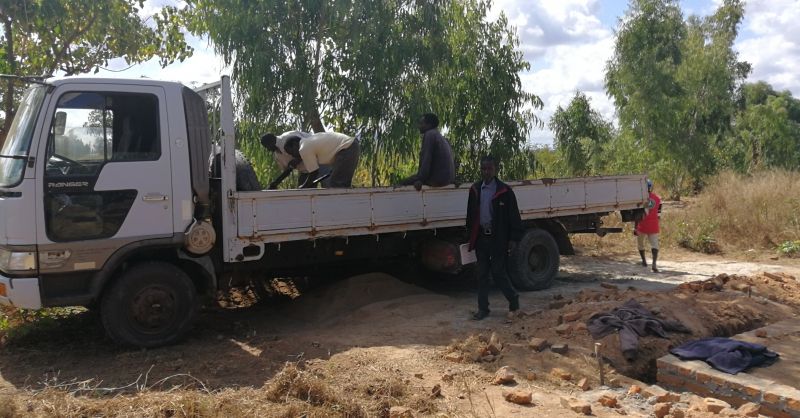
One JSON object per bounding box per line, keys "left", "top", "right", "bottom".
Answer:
{"left": 466, "top": 155, "right": 522, "bottom": 320}
{"left": 278, "top": 131, "right": 360, "bottom": 188}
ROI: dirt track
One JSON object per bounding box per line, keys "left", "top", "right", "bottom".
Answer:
{"left": 1, "top": 252, "right": 798, "bottom": 416}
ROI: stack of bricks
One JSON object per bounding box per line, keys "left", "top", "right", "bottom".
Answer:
{"left": 657, "top": 354, "right": 800, "bottom": 418}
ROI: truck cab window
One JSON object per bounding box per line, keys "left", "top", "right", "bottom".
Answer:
{"left": 44, "top": 92, "right": 160, "bottom": 242}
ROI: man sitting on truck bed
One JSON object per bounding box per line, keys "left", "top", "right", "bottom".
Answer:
{"left": 281, "top": 132, "right": 361, "bottom": 188}
{"left": 399, "top": 113, "right": 456, "bottom": 191}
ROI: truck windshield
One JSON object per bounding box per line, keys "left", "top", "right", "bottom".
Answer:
{"left": 0, "top": 86, "right": 46, "bottom": 187}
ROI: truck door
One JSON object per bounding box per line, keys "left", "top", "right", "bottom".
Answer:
{"left": 35, "top": 84, "right": 174, "bottom": 274}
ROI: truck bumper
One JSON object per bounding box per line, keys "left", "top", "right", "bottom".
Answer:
{"left": 0, "top": 275, "right": 42, "bottom": 309}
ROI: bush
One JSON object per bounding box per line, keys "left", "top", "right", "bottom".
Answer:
{"left": 778, "top": 241, "right": 800, "bottom": 257}
{"left": 675, "top": 220, "right": 722, "bottom": 254}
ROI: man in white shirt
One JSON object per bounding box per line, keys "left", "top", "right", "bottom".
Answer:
{"left": 261, "top": 130, "right": 311, "bottom": 172}
{"left": 283, "top": 132, "right": 360, "bottom": 188}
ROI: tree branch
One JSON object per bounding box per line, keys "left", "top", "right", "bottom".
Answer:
{"left": 1, "top": 16, "right": 17, "bottom": 145}
{"left": 53, "top": 9, "right": 99, "bottom": 75}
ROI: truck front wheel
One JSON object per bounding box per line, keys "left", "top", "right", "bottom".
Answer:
{"left": 509, "top": 228, "right": 560, "bottom": 291}
{"left": 101, "top": 262, "right": 198, "bottom": 347}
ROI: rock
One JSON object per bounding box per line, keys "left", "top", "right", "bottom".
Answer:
{"left": 482, "top": 355, "right": 496, "bottom": 363}
{"left": 598, "top": 395, "right": 618, "bottom": 408}
{"left": 549, "top": 300, "right": 568, "bottom": 309}
{"left": 703, "top": 398, "right": 731, "bottom": 414}
{"left": 555, "top": 323, "right": 572, "bottom": 335}
{"left": 551, "top": 368, "right": 572, "bottom": 381}
{"left": 489, "top": 332, "right": 501, "bottom": 347}
{"left": 529, "top": 337, "right": 550, "bottom": 352}
{"left": 755, "top": 329, "right": 768, "bottom": 338}
{"left": 561, "top": 397, "right": 592, "bottom": 415}
{"left": 644, "top": 386, "right": 679, "bottom": 403}
{"left": 551, "top": 343, "right": 569, "bottom": 354}
{"left": 600, "top": 282, "right": 618, "bottom": 290}
{"left": 444, "top": 352, "right": 463, "bottom": 363}
{"left": 389, "top": 406, "right": 415, "bottom": 418}
{"left": 737, "top": 402, "right": 760, "bottom": 417}
{"left": 659, "top": 393, "right": 680, "bottom": 403}
{"left": 486, "top": 343, "right": 501, "bottom": 355}
{"left": 628, "top": 385, "right": 642, "bottom": 395}
{"left": 607, "top": 377, "right": 622, "bottom": 388}
{"left": 720, "top": 407, "right": 740, "bottom": 416}
{"left": 563, "top": 312, "right": 582, "bottom": 322}
{"left": 431, "top": 384, "right": 442, "bottom": 398}
{"left": 503, "top": 389, "right": 533, "bottom": 405}
{"left": 414, "top": 373, "right": 423, "bottom": 379}
{"left": 730, "top": 282, "right": 750, "bottom": 292}
{"left": 671, "top": 408, "right": 686, "bottom": 418}
{"left": 654, "top": 402, "right": 671, "bottom": 418}
{"left": 574, "top": 323, "right": 588, "bottom": 332}
{"left": 577, "top": 378, "right": 590, "bottom": 391}
{"left": 492, "top": 366, "right": 516, "bottom": 385}
{"left": 764, "top": 272, "right": 784, "bottom": 282}
{"left": 525, "top": 371, "right": 537, "bottom": 381}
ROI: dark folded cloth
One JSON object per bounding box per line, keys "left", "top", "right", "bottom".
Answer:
{"left": 670, "top": 337, "right": 779, "bottom": 374}
{"left": 587, "top": 299, "right": 691, "bottom": 361}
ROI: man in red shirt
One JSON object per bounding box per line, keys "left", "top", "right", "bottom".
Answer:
{"left": 636, "top": 179, "right": 662, "bottom": 272}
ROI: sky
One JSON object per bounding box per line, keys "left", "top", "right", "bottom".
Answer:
{"left": 89, "top": 0, "right": 800, "bottom": 146}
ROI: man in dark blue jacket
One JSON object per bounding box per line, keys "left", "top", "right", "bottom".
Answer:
{"left": 466, "top": 156, "right": 523, "bottom": 320}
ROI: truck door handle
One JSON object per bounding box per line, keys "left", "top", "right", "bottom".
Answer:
{"left": 142, "top": 193, "right": 169, "bottom": 202}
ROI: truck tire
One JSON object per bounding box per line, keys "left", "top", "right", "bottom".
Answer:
{"left": 101, "top": 262, "right": 198, "bottom": 348}
{"left": 509, "top": 228, "right": 560, "bottom": 291}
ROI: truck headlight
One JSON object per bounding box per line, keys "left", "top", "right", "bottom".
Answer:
{"left": 0, "top": 248, "right": 37, "bottom": 272}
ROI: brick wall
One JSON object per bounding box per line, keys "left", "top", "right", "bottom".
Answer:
{"left": 657, "top": 354, "right": 800, "bottom": 418}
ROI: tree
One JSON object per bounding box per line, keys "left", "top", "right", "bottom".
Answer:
{"left": 724, "top": 82, "right": 800, "bottom": 172}
{"left": 186, "top": 0, "right": 541, "bottom": 186}
{"left": 0, "top": 0, "right": 193, "bottom": 145}
{"left": 605, "top": 0, "right": 749, "bottom": 196}
{"left": 548, "top": 91, "right": 612, "bottom": 176}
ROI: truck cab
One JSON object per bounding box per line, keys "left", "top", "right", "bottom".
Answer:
{"left": 0, "top": 77, "right": 219, "bottom": 347}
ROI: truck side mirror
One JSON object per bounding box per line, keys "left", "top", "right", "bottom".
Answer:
{"left": 54, "top": 111, "right": 67, "bottom": 136}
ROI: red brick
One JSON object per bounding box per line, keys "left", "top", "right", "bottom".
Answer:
{"left": 681, "top": 381, "right": 714, "bottom": 398}
{"left": 656, "top": 373, "right": 686, "bottom": 390}
{"left": 675, "top": 365, "right": 695, "bottom": 377}
{"left": 758, "top": 405, "right": 792, "bottom": 418}
{"left": 656, "top": 359, "right": 678, "bottom": 374}
{"left": 712, "top": 393, "right": 747, "bottom": 409}
{"left": 695, "top": 371, "right": 723, "bottom": 386}
{"left": 764, "top": 392, "right": 782, "bottom": 404}
{"left": 724, "top": 380, "right": 762, "bottom": 400}
{"left": 787, "top": 398, "right": 800, "bottom": 412}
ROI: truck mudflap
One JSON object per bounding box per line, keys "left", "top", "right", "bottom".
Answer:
{"left": 0, "top": 275, "right": 42, "bottom": 309}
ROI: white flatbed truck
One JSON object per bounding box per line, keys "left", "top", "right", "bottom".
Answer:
{"left": 0, "top": 76, "right": 647, "bottom": 347}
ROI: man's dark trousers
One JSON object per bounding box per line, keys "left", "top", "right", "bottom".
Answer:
{"left": 476, "top": 234, "right": 519, "bottom": 312}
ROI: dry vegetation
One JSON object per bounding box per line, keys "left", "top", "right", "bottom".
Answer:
{"left": 662, "top": 170, "right": 800, "bottom": 254}
{"left": 573, "top": 170, "right": 800, "bottom": 258}
{"left": 0, "top": 361, "right": 431, "bottom": 418}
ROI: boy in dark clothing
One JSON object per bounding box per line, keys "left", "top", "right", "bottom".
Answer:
{"left": 465, "top": 156, "right": 523, "bottom": 320}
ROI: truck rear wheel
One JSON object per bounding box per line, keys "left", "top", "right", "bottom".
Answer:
{"left": 509, "top": 228, "right": 560, "bottom": 290}
{"left": 101, "top": 262, "right": 198, "bottom": 347}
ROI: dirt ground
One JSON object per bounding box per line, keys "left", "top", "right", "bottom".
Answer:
{"left": 0, "top": 249, "right": 799, "bottom": 417}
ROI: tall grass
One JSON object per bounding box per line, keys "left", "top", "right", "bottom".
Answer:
{"left": 661, "top": 170, "right": 800, "bottom": 253}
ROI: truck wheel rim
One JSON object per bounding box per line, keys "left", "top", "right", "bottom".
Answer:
{"left": 129, "top": 285, "right": 176, "bottom": 334}
{"left": 527, "top": 245, "right": 547, "bottom": 272}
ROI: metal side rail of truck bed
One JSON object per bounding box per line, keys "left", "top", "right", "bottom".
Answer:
{"left": 230, "top": 174, "right": 647, "bottom": 247}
